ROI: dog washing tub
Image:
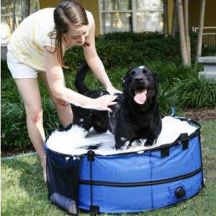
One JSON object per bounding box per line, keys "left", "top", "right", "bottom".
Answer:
{"left": 46, "top": 116, "right": 204, "bottom": 214}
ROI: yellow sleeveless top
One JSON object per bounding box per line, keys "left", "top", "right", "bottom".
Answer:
{"left": 8, "top": 8, "right": 57, "bottom": 72}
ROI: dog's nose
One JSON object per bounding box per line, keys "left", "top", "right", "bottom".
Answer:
{"left": 135, "top": 78, "right": 144, "bottom": 83}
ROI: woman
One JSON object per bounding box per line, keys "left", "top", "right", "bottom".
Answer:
{"left": 7, "top": 0, "right": 119, "bottom": 181}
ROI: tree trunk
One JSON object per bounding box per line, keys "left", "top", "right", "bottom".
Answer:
{"left": 196, "top": 0, "right": 206, "bottom": 62}
{"left": 163, "top": 0, "right": 168, "bottom": 34}
{"left": 177, "top": 0, "right": 189, "bottom": 65}
{"left": 172, "top": 0, "right": 178, "bottom": 36}
{"left": 184, "top": 0, "right": 191, "bottom": 65}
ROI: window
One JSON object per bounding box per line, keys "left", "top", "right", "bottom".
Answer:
{"left": 99, "top": 0, "right": 163, "bottom": 34}
{"left": 1, "top": 0, "right": 40, "bottom": 46}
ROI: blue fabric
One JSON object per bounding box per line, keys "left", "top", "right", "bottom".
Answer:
{"left": 78, "top": 135, "right": 203, "bottom": 213}
{"left": 46, "top": 149, "right": 82, "bottom": 214}
{"left": 46, "top": 118, "right": 203, "bottom": 214}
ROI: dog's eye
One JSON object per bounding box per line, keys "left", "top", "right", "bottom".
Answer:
{"left": 131, "top": 71, "right": 136, "bottom": 76}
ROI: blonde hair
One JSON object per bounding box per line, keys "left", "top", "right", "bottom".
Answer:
{"left": 49, "top": 0, "right": 88, "bottom": 67}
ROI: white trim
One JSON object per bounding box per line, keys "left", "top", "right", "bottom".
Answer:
{"left": 136, "top": 9, "right": 163, "bottom": 12}
{"left": 202, "top": 33, "right": 216, "bottom": 35}
{"left": 101, "top": 10, "right": 133, "bottom": 13}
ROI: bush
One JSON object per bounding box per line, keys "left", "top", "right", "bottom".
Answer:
{"left": 168, "top": 76, "right": 216, "bottom": 108}
{"left": 64, "top": 32, "right": 185, "bottom": 69}
{"left": 1, "top": 79, "right": 60, "bottom": 151}
{"left": 1, "top": 101, "right": 27, "bottom": 150}
{"left": 1, "top": 60, "right": 11, "bottom": 79}
{"left": 202, "top": 46, "right": 216, "bottom": 56}
{"left": 102, "top": 31, "right": 166, "bottom": 41}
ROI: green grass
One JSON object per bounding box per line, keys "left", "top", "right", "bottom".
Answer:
{"left": 1, "top": 120, "right": 216, "bottom": 216}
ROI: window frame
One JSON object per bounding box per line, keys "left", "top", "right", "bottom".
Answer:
{"left": 98, "top": 0, "right": 163, "bottom": 34}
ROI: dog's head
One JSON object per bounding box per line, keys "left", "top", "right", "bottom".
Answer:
{"left": 122, "top": 66, "right": 159, "bottom": 106}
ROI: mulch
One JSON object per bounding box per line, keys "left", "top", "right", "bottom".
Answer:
{"left": 183, "top": 107, "right": 216, "bottom": 121}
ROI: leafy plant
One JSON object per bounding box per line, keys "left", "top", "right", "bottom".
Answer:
{"left": 64, "top": 32, "right": 184, "bottom": 69}
{"left": 168, "top": 76, "right": 216, "bottom": 108}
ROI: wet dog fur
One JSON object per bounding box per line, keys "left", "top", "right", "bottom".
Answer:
{"left": 72, "top": 63, "right": 162, "bottom": 149}
{"left": 71, "top": 63, "right": 110, "bottom": 133}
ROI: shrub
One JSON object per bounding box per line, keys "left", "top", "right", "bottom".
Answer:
{"left": 1, "top": 101, "right": 27, "bottom": 150}
{"left": 202, "top": 46, "right": 216, "bottom": 56}
{"left": 1, "top": 60, "right": 11, "bottom": 79}
{"left": 1, "top": 79, "right": 60, "bottom": 151}
{"left": 168, "top": 76, "right": 216, "bottom": 108}
{"left": 101, "top": 31, "right": 166, "bottom": 41}
{"left": 64, "top": 32, "right": 185, "bottom": 69}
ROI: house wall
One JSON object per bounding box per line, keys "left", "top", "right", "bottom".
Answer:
{"left": 78, "top": 0, "right": 100, "bottom": 35}
{"left": 39, "top": 0, "right": 59, "bottom": 8}
{"left": 189, "top": 0, "right": 216, "bottom": 29}
{"left": 39, "top": 0, "right": 101, "bottom": 35}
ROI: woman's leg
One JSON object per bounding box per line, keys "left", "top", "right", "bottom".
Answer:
{"left": 14, "top": 78, "right": 46, "bottom": 164}
{"left": 39, "top": 72, "right": 73, "bottom": 127}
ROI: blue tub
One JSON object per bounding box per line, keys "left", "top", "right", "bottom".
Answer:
{"left": 46, "top": 117, "right": 204, "bottom": 214}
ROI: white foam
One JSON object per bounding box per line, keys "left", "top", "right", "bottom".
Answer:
{"left": 46, "top": 116, "right": 198, "bottom": 156}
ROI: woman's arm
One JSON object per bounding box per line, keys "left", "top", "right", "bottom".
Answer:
{"left": 44, "top": 47, "right": 116, "bottom": 111}
{"left": 83, "top": 12, "right": 121, "bottom": 94}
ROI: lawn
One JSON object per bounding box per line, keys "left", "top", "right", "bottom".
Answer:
{"left": 1, "top": 120, "right": 216, "bottom": 216}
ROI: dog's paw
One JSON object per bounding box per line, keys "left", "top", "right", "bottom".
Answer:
{"left": 129, "top": 139, "right": 143, "bottom": 148}
{"left": 115, "top": 139, "right": 129, "bottom": 150}
{"left": 144, "top": 139, "right": 155, "bottom": 146}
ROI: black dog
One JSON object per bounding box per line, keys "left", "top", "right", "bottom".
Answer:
{"left": 71, "top": 63, "right": 110, "bottom": 133}
{"left": 111, "top": 66, "right": 162, "bottom": 148}
{"left": 72, "top": 63, "right": 162, "bottom": 149}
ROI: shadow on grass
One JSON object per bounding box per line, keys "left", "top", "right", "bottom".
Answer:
{"left": 1, "top": 155, "right": 67, "bottom": 215}
{"left": 2, "top": 155, "right": 47, "bottom": 198}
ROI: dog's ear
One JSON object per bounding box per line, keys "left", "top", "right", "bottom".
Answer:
{"left": 122, "top": 68, "right": 132, "bottom": 90}
{"left": 152, "top": 72, "right": 160, "bottom": 95}
{"left": 122, "top": 75, "right": 127, "bottom": 91}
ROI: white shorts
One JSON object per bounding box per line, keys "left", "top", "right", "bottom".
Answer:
{"left": 7, "top": 51, "right": 38, "bottom": 79}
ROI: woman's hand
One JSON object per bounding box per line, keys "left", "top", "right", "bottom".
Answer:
{"left": 106, "top": 85, "right": 122, "bottom": 95}
{"left": 91, "top": 94, "right": 117, "bottom": 112}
